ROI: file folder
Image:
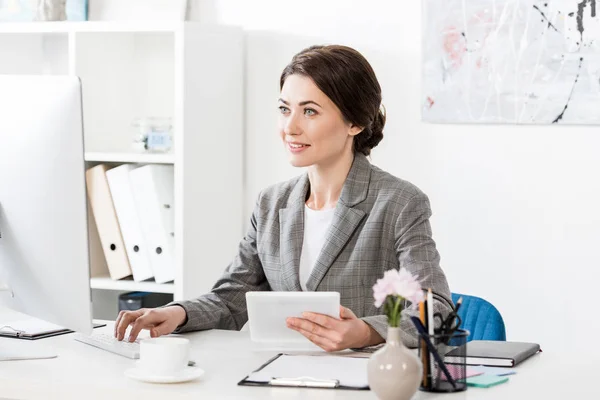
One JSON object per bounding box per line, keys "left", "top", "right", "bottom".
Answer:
{"left": 85, "top": 164, "right": 132, "bottom": 280}
{"left": 106, "top": 164, "right": 154, "bottom": 282}
{"left": 128, "top": 165, "right": 175, "bottom": 284}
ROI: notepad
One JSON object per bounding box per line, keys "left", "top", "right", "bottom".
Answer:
{"left": 444, "top": 340, "right": 540, "bottom": 367}
{"left": 244, "top": 354, "right": 369, "bottom": 389}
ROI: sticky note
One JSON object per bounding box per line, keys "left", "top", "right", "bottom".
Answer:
{"left": 441, "top": 365, "right": 484, "bottom": 381}
{"left": 470, "top": 366, "right": 516, "bottom": 376}
{"left": 465, "top": 374, "right": 509, "bottom": 388}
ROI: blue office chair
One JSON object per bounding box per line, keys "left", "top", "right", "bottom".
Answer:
{"left": 451, "top": 293, "right": 506, "bottom": 342}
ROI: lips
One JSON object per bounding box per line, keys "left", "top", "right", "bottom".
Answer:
{"left": 288, "top": 142, "right": 309, "bottom": 149}
{"left": 287, "top": 141, "right": 310, "bottom": 153}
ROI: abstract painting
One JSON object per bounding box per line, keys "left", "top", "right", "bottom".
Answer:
{"left": 422, "top": 0, "right": 600, "bottom": 124}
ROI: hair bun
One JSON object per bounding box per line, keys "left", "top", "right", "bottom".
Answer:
{"left": 356, "top": 106, "right": 385, "bottom": 156}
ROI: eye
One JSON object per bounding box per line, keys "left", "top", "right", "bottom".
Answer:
{"left": 278, "top": 105, "right": 290, "bottom": 114}
{"left": 304, "top": 108, "right": 317, "bottom": 116}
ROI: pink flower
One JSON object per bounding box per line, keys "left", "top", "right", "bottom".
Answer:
{"left": 372, "top": 268, "right": 424, "bottom": 307}
{"left": 372, "top": 269, "right": 399, "bottom": 307}
{"left": 395, "top": 268, "right": 425, "bottom": 304}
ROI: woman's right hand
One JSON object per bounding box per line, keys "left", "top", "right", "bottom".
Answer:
{"left": 114, "top": 306, "right": 187, "bottom": 342}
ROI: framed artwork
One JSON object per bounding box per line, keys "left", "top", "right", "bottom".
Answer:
{"left": 422, "top": 0, "right": 600, "bottom": 124}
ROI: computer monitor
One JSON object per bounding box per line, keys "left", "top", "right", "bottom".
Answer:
{"left": 0, "top": 75, "right": 93, "bottom": 336}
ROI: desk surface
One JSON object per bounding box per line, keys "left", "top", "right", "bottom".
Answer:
{"left": 0, "top": 312, "right": 595, "bottom": 399}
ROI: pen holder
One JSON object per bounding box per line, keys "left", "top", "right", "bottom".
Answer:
{"left": 418, "top": 329, "right": 469, "bottom": 393}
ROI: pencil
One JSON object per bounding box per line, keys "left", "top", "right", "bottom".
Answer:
{"left": 419, "top": 301, "right": 428, "bottom": 388}
{"left": 427, "top": 288, "right": 435, "bottom": 388}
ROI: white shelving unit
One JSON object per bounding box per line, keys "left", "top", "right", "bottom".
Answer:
{"left": 0, "top": 22, "right": 244, "bottom": 318}
{"left": 90, "top": 276, "right": 175, "bottom": 294}
{"left": 84, "top": 151, "right": 176, "bottom": 164}
{"left": 0, "top": 21, "right": 189, "bottom": 34}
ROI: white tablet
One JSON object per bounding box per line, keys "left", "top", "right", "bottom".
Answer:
{"left": 245, "top": 291, "right": 340, "bottom": 349}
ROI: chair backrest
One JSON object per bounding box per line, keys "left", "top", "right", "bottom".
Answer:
{"left": 451, "top": 293, "right": 506, "bottom": 342}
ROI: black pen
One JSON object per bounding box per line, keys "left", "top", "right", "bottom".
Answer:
{"left": 410, "top": 316, "right": 457, "bottom": 389}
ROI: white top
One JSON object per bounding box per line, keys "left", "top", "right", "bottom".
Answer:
{"left": 298, "top": 205, "right": 336, "bottom": 291}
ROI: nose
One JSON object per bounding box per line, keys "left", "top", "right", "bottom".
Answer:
{"left": 283, "top": 111, "right": 301, "bottom": 136}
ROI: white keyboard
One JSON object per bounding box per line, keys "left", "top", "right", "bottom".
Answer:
{"left": 73, "top": 332, "right": 140, "bottom": 359}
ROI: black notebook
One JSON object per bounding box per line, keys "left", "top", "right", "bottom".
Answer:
{"left": 444, "top": 340, "right": 541, "bottom": 367}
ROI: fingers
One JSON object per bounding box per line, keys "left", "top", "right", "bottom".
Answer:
{"left": 300, "top": 312, "right": 338, "bottom": 329}
{"left": 128, "top": 309, "right": 164, "bottom": 342}
{"left": 115, "top": 309, "right": 145, "bottom": 341}
{"left": 149, "top": 320, "right": 170, "bottom": 338}
{"left": 114, "top": 310, "right": 126, "bottom": 337}
{"left": 339, "top": 306, "right": 357, "bottom": 320}
{"left": 287, "top": 317, "right": 325, "bottom": 337}
{"left": 286, "top": 307, "right": 363, "bottom": 351}
{"left": 289, "top": 325, "right": 340, "bottom": 352}
{"left": 286, "top": 317, "right": 342, "bottom": 343}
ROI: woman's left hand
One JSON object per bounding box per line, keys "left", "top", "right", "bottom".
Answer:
{"left": 286, "top": 306, "right": 380, "bottom": 351}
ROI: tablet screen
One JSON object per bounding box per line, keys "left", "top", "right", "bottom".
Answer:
{"left": 246, "top": 292, "right": 340, "bottom": 348}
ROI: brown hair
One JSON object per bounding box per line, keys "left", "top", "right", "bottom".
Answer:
{"left": 280, "top": 45, "right": 386, "bottom": 156}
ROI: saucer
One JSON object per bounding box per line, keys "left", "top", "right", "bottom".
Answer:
{"left": 125, "top": 363, "right": 204, "bottom": 384}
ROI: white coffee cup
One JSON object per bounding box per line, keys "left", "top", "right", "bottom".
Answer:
{"left": 138, "top": 337, "right": 190, "bottom": 375}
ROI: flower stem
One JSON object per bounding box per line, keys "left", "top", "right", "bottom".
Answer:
{"left": 385, "top": 296, "right": 395, "bottom": 326}
{"left": 392, "top": 296, "right": 402, "bottom": 327}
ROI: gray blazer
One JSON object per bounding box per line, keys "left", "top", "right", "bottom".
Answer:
{"left": 172, "top": 153, "right": 452, "bottom": 347}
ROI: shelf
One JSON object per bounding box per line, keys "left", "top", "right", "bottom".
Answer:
{"left": 90, "top": 276, "right": 175, "bottom": 294}
{"left": 85, "top": 152, "right": 175, "bottom": 164}
{"left": 0, "top": 21, "right": 185, "bottom": 34}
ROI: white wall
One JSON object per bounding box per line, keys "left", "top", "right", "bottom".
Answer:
{"left": 194, "top": 0, "right": 600, "bottom": 354}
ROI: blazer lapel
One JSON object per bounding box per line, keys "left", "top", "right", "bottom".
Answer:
{"left": 305, "top": 204, "right": 366, "bottom": 291}
{"left": 279, "top": 174, "right": 310, "bottom": 291}
{"left": 305, "top": 154, "right": 372, "bottom": 291}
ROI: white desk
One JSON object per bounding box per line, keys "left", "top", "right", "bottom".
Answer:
{"left": 0, "top": 314, "right": 595, "bottom": 399}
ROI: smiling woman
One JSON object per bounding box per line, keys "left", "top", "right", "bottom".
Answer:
{"left": 115, "top": 44, "right": 452, "bottom": 353}
{"left": 279, "top": 45, "right": 385, "bottom": 162}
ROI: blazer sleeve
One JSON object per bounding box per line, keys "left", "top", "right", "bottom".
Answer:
{"left": 363, "top": 192, "right": 453, "bottom": 348}
{"left": 168, "top": 193, "right": 270, "bottom": 333}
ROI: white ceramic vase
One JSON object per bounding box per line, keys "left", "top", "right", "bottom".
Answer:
{"left": 367, "top": 327, "right": 422, "bottom": 400}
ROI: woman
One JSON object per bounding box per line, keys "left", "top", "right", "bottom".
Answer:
{"left": 115, "top": 45, "right": 452, "bottom": 351}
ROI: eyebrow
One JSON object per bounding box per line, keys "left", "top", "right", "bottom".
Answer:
{"left": 278, "top": 98, "right": 322, "bottom": 108}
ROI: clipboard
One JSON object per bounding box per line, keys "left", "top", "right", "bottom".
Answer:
{"left": 238, "top": 353, "right": 370, "bottom": 390}
{"left": 0, "top": 322, "right": 107, "bottom": 341}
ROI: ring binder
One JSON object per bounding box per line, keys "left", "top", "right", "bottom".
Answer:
{"left": 270, "top": 376, "right": 339, "bottom": 388}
